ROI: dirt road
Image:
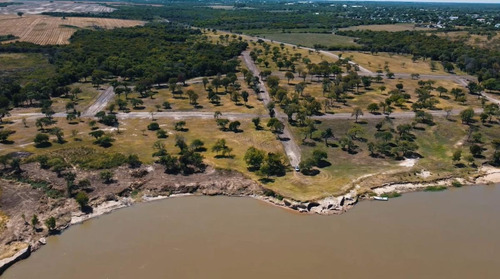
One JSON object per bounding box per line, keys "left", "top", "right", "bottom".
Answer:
{"left": 242, "top": 51, "right": 302, "bottom": 167}
{"left": 82, "top": 86, "right": 115, "bottom": 117}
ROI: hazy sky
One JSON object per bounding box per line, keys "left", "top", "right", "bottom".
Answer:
{"left": 336, "top": 0, "right": 500, "bottom": 3}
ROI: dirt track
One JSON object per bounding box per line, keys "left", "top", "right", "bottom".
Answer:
{"left": 242, "top": 51, "right": 302, "bottom": 167}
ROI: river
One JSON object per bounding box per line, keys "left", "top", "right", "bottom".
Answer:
{"left": 4, "top": 185, "right": 500, "bottom": 279}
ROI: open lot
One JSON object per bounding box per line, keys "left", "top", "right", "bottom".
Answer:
{"left": 340, "top": 23, "right": 436, "bottom": 32}
{"left": 337, "top": 51, "right": 466, "bottom": 75}
{"left": 0, "top": 15, "right": 144, "bottom": 45}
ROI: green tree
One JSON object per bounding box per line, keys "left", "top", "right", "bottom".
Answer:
{"left": 351, "top": 107, "right": 363, "bottom": 123}
{"left": 452, "top": 149, "right": 462, "bottom": 164}
{"left": 367, "top": 103, "right": 379, "bottom": 113}
{"left": 228, "top": 121, "right": 241, "bottom": 132}
{"left": 45, "top": 217, "right": 56, "bottom": 232}
{"left": 34, "top": 133, "right": 50, "bottom": 148}
{"left": 321, "top": 128, "right": 334, "bottom": 146}
{"left": 75, "top": 192, "right": 89, "bottom": 210}
{"left": 174, "top": 121, "right": 186, "bottom": 131}
{"left": 285, "top": 72, "right": 294, "bottom": 84}
{"left": 460, "top": 108, "right": 475, "bottom": 124}
{"left": 128, "top": 154, "right": 142, "bottom": 168}
{"left": 31, "top": 214, "right": 39, "bottom": 230}
{"left": 190, "top": 139, "right": 205, "bottom": 152}
{"left": 100, "top": 170, "right": 113, "bottom": 184}
{"left": 216, "top": 118, "right": 230, "bottom": 131}
{"left": 212, "top": 139, "right": 232, "bottom": 157}
{"left": 312, "top": 149, "right": 328, "bottom": 166}
{"left": 252, "top": 117, "right": 261, "bottom": 130}
{"left": 470, "top": 144, "right": 482, "bottom": 157}
{"left": 244, "top": 147, "right": 266, "bottom": 170}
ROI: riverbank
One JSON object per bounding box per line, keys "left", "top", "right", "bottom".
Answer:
{"left": 0, "top": 163, "right": 499, "bottom": 274}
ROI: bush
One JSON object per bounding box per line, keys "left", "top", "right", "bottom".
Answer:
{"left": 100, "top": 170, "right": 113, "bottom": 184}
{"left": 75, "top": 191, "right": 89, "bottom": 210}
{"left": 34, "top": 133, "right": 51, "bottom": 148}
{"left": 127, "top": 154, "right": 142, "bottom": 168}
{"left": 147, "top": 122, "right": 160, "bottom": 131}
{"left": 452, "top": 181, "right": 463, "bottom": 188}
{"left": 156, "top": 129, "right": 167, "bottom": 138}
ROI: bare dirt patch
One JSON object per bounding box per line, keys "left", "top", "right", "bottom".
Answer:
{"left": 0, "top": 15, "right": 144, "bottom": 45}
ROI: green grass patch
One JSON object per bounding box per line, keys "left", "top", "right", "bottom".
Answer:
{"left": 380, "top": 192, "right": 402, "bottom": 198}
{"left": 452, "top": 181, "right": 463, "bottom": 188}
{"left": 424, "top": 186, "right": 447, "bottom": 192}
{"left": 4, "top": 176, "right": 63, "bottom": 199}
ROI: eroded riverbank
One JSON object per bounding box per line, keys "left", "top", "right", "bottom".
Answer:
{"left": 4, "top": 185, "right": 500, "bottom": 279}
{"left": 0, "top": 163, "right": 499, "bottom": 274}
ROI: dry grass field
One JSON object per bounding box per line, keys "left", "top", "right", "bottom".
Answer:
{"left": 0, "top": 15, "right": 144, "bottom": 45}
{"left": 337, "top": 51, "right": 468, "bottom": 75}
{"left": 340, "top": 23, "right": 436, "bottom": 32}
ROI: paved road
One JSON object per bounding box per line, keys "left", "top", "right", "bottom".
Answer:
{"left": 117, "top": 111, "right": 263, "bottom": 120}
{"left": 313, "top": 108, "right": 484, "bottom": 121}
{"left": 243, "top": 51, "right": 302, "bottom": 167}
{"left": 82, "top": 86, "right": 115, "bottom": 117}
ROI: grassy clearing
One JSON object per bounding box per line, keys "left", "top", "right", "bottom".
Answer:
{"left": 338, "top": 51, "right": 465, "bottom": 75}
{"left": 274, "top": 76, "right": 475, "bottom": 114}
{"left": 2, "top": 116, "right": 284, "bottom": 180}
{"left": 133, "top": 76, "right": 266, "bottom": 115}
{"left": 253, "top": 32, "right": 358, "bottom": 48}
{"left": 51, "top": 82, "right": 102, "bottom": 113}
{"left": 0, "top": 52, "right": 55, "bottom": 83}
{"left": 340, "top": 24, "right": 436, "bottom": 32}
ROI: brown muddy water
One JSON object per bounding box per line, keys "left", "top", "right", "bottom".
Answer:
{"left": 4, "top": 184, "right": 500, "bottom": 279}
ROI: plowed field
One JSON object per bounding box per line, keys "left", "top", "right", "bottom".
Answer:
{"left": 0, "top": 15, "right": 144, "bottom": 45}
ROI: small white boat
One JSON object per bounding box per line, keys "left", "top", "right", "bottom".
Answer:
{"left": 373, "top": 196, "right": 389, "bottom": 201}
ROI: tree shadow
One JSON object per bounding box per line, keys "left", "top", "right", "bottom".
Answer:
{"left": 214, "top": 154, "right": 235, "bottom": 159}
{"left": 35, "top": 142, "right": 52, "bottom": 148}
{"left": 259, "top": 177, "right": 275, "bottom": 184}
{"left": 301, "top": 169, "right": 320, "bottom": 176}
{"left": 317, "top": 160, "right": 331, "bottom": 168}
{"left": 81, "top": 205, "right": 93, "bottom": 214}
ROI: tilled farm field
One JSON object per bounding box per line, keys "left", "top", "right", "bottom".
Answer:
{"left": 0, "top": 15, "right": 144, "bottom": 45}
{"left": 0, "top": 1, "right": 114, "bottom": 15}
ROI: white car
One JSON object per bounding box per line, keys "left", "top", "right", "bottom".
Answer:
{"left": 294, "top": 166, "right": 300, "bottom": 172}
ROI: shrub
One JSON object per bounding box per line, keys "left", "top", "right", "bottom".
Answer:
{"left": 75, "top": 191, "right": 89, "bottom": 210}
{"left": 156, "top": 129, "right": 167, "bottom": 138}
{"left": 127, "top": 154, "right": 142, "bottom": 168}
{"left": 147, "top": 122, "right": 160, "bottom": 131}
